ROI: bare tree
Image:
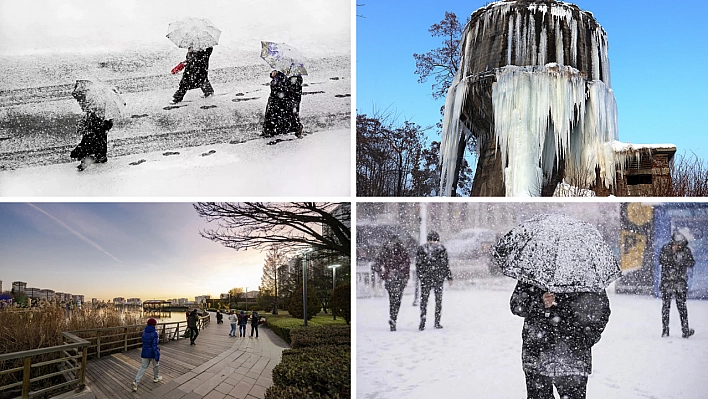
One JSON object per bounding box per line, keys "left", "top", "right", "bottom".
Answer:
{"left": 260, "top": 246, "right": 285, "bottom": 314}
{"left": 194, "top": 202, "right": 350, "bottom": 258}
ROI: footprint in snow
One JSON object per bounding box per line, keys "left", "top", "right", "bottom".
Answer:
{"left": 163, "top": 151, "right": 180, "bottom": 156}
{"left": 201, "top": 150, "right": 216, "bottom": 156}
{"left": 334, "top": 94, "right": 351, "bottom": 98}
{"left": 129, "top": 159, "right": 146, "bottom": 166}
{"left": 330, "top": 77, "right": 340, "bottom": 80}
{"left": 232, "top": 97, "right": 258, "bottom": 102}
{"left": 131, "top": 114, "right": 149, "bottom": 119}
{"left": 200, "top": 105, "right": 217, "bottom": 109}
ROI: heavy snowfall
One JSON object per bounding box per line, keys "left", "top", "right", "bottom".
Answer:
{"left": 357, "top": 280, "right": 708, "bottom": 398}
{"left": 0, "top": 0, "right": 351, "bottom": 196}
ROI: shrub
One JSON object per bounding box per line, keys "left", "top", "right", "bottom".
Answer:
{"left": 329, "top": 283, "right": 351, "bottom": 325}
{"left": 290, "top": 325, "right": 350, "bottom": 348}
{"left": 264, "top": 385, "right": 343, "bottom": 399}
{"left": 271, "top": 346, "right": 350, "bottom": 397}
{"left": 286, "top": 287, "right": 321, "bottom": 320}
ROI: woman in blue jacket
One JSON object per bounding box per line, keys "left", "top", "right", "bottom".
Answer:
{"left": 132, "top": 318, "right": 162, "bottom": 392}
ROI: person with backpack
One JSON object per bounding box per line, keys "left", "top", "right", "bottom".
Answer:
{"left": 374, "top": 236, "right": 411, "bottom": 331}
{"left": 416, "top": 231, "right": 452, "bottom": 331}
{"left": 250, "top": 310, "right": 260, "bottom": 338}
{"left": 131, "top": 318, "right": 162, "bottom": 392}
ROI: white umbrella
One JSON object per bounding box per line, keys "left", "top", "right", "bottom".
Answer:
{"left": 166, "top": 17, "right": 221, "bottom": 50}
{"left": 72, "top": 79, "right": 126, "bottom": 120}
{"left": 260, "top": 41, "right": 308, "bottom": 76}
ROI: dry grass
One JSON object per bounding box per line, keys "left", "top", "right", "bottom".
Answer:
{"left": 668, "top": 153, "right": 708, "bottom": 197}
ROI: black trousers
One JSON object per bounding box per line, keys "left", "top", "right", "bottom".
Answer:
{"left": 524, "top": 371, "right": 588, "bottom": 399}
{"left": 386, "top": 284, "right": 405, "bottom": 322}
{"left": 662, "top": 290, "right": 689, "bottom": 332}
{"left": 419, "top": 282, "right": 443, "bottom": 326}
{"left": 173, "top": 79, "right": 214, "bottom": 101}
{"left": 188, "top": 326, "right": 199, "bottom": 343}
{"left": 250, "top": 324, "right": 259, "bottom": 337}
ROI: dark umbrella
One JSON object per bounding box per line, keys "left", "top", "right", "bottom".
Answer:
{"left": 492, "top": 214, "right": 621, "bottom": 293}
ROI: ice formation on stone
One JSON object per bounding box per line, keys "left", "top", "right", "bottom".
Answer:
{"left": 439, "top": 0, "right": 626, "bottom": 197}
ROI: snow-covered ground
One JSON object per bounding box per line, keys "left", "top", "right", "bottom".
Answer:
{"left": 0, "top": 128, "right": 349, "bottom": 197}
{"left": 357, "top": 279, "right": 708, "bottom": 398}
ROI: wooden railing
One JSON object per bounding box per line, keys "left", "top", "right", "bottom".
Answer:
{"left": 0, "top": 314, "right": 210, "bottom": 398}
{"left": 0, "top": 332, "right": 89, "bottom": 399}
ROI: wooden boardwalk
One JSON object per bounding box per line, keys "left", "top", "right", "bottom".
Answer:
{"left": 68, "top": 319, "right": 289, "bottom": 399}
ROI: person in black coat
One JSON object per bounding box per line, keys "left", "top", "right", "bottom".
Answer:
{"left": 187, "top": 309, "right": 199, "bottom": 345}
{"left": 416, "top": 231, "right": 452, "bottom": 331}
{"left": 70, "top": 110, "right": 113, "bottom": 170}
{"left": 250, "top": 310, "right": 260, "bottom": 338}
{"left": 262, "top": 70, "right": 290, "bottom": 137}
{"left": 171, "top": 47, "right": 214, "bottom": 103}
{"left": 510, "top": 281, "right": 610, "bottom": 399}
{"left": 375, "top": 236, "right": 411, "bottom": 331}
{"left": 659, "top": 232, "right": 696, "bottom": 338}
{"left": 286, "top": 74, "right": 304, "bottom": 137}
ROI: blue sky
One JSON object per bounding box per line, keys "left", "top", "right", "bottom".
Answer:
{"left": 356, "top": 0, "right": 708, "bottom": 162}
{"left": 0, "top": 203, "right": 266, "bottom": 300}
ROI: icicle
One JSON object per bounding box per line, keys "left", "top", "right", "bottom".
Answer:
{"left": 440, "top": 70, "right": 470, "bottom": 196}
{"left": 555, "top": 17, "right": 564, "bottom": 65}
{"left": 570, "top": 19, "right": 578, "bottom": 66}
{"left": 507, "top": 14, "right": 514, "bottom": 65}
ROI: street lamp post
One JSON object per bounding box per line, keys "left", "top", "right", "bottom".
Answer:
{"left": 302, "top": 249, "right": 312, "bottom": 327}
{"left": 328, "top": 264, "right": 341, "bottom": 320}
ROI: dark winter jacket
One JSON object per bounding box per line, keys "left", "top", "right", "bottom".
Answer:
{"left": 238, "top": 311, "right": 248, "bottom": 326}
{"left": 416, "top": 241, "right": 452, "bottom": 287}
{"left": 659, "top": 242, "right": 695, "bottom": 293}
{"left": 181, "top": 47, "right": 213, "bottom": 89}
{"left": 375, "top": 239, "right": 411, "bottom": 291}
{"left": 286, "top": 75, "right": 303, "bottom": 113}
{"left": 510, "top": 282, "right": 610, "bottom": 377}
{"left": 70, "top": 111, "right": 113, "bottom": 160}
{"left": 251, "top": 311, "right": 259, "bottom": 326}
{"left": 263, "top": 70, "right": 290, "bottom": 136}
{"left": 187, "top": 310, "right": 199, "bottom": 329}
{"left": 140, "top": 325, "right": 160, "bottom": 362}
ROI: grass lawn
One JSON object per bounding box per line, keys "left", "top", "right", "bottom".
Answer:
{"left": 265, "top": 310, "right": 348, "bottom": 329}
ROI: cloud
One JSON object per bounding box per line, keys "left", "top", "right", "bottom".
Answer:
{"left": 26, "top": 203, "right": 122, "bottom": 263}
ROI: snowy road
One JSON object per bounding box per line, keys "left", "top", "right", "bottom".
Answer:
{"left": 356, "top": 279, "right": 708, "bottom": 398}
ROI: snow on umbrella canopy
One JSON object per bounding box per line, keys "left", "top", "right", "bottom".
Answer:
{"left": 491, "top": 214, "right": 621, "bottom": 293}
{"left": 166, "top": 17, "right": 221, "bottom": 50}
{"left": 260, "top": 41, "right": 308, "bottom": 76}
{"left": 72, "top": 79, "right": 126, "bottom": 120}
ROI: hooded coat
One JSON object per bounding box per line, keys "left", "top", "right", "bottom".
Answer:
{"left": 140, "top": 324, "right": 160, "bottom": 362}
{"left": 510, "top": 281, "right": 610, "bottom": 377}
{"left": 181, "top": 47, "right": 213, "bottom": 90}
{"left": 659, "top": 236, "right": 695, "bottom": 294}
{"left": 416, "top": 241, "right": 452, "bottom": 287}
{"left": 238, "top": 310, "right": 248, "bottom": 326}
{"left": 263, "top": 70, "right": 290, "bottom": 136}
{"left": 375, "top": 239, "right": 411, "bottom": 291}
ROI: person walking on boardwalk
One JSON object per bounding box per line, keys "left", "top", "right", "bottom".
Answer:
{"left": 659, "top": 232, "right": 696, "bottom": 338}
{"left": 250, "top": 310, "right": 260, "bottom": 338}
{"left": 187, "top": 309, "right": 199, "bottom": 345}
{"left": 228, "top": 311, "right": 237, "bottom": 337}
{"left": 131, "top": 318, "right": 162, "bottom": 392}
{"left": 238, "top": 310, "right": 248, "bottom": 337}
{"left": 216, "top": 310, "right": 223, "bottom": 324}
{"left": 170, "top": 47, "right": 214, "bottom": 104}
{"left": 416, "top": 231, "right": 452, "bottom": 331}
{"left": 374, "top": 236, "right": 411, "bottom": 332}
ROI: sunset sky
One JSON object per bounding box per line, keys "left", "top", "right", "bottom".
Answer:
{"left": 0, "top": 202, "right": 268, "bottom": 301}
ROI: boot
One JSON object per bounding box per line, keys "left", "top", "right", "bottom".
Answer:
{"left": 419, "top": 317, "right": 426, "bottom": 331}
{"left": 434, "top": 323, "right": 443, "bottom": 329}
{"left": 388, "top": 319, "right": 396, "bottom": 332}
{"left": 682, "top": 328, "right": 695, "bottom": 338}
{"left": 662, "top": 327, "right": 669, "bottom": 337}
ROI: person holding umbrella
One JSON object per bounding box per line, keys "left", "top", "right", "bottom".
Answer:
{"left": 416, "top": 230, "right": 452, "bottom": 331}
{"left": 494, "top": 214, "right": 620, "bottom": 399}
{"left": 659, "top": 232, "right": 696, "bottom": 338}
{"left": 166, "top": 18, "right": 220, "bottom": 104}
{"left": 374, "top": 235, "right": 411, "bottom": 331}
{"left": 262, "top": 70, "right": 290, "bottom": 137}
{"left": 260, "top": 41, "right": 308, "bottom": 137}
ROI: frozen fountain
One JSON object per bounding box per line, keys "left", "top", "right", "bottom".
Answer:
{"left": 440, "top": 0, "right": 625, "bottom": 196}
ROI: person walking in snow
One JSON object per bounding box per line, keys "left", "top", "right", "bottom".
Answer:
{"left": 659, "top": 232, "right": 696, "bottom": 338}
{"left": 250, "top": 310, "right": 260, "bottom": 338}
{"left": 286, "top": 74, "right": 304, "bottom": 137}
{"left": 416, "top": 231, "right": 452, "bottom": 331}
{"left": 375, "top": 236, "right": 411, "bottom": 331}
{"left": 70, "top": 108, "right": 113, "bottom": 171}
{"left": 228, "top": 311, "right": 237, "bottom": 337}
{"left": 510, "top": 281, "right": 610, "bottom": 399}
{"left": 171, "top": 46, "right": 214, "bottom": 104}
{"left": 187, "top": 309, "right": 199, "bottom": 345}
{"left": 262, "top": 70, "right": 290, "bottom": 137}
{"left": 238, "top": 310, "right": 248, "bottom": 337}
{"left": 131, "top": 318, "right": 162, "bottom": 392}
